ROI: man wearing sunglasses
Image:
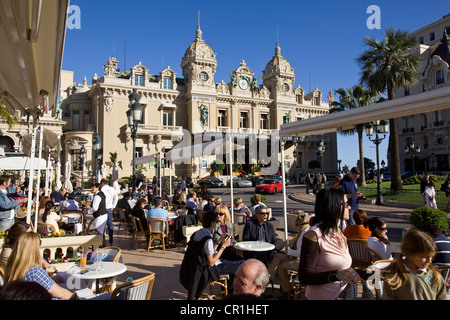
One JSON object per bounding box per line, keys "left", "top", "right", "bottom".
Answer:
{"left": 242, "top": 207, "right": 277, "bottom": 263}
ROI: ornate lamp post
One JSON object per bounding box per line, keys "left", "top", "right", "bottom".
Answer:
{"left": 127, "top": 89, "right": 143, "bottom": 199}
{"left": 365, "top": 120, "right": 389, "bottom": 205}
{"left": 404, "top": 141, "right": 420, "bottom": 175}
{"left": 80, "top": 145, "right": 86, "bottom": 193}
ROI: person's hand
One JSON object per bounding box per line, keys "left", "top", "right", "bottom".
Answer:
{"left": 21, "top": 197, "right": 28, "bottom": 203}
{"left": 337, "top": 268, "right": 360, "bottom": 284}
{"left": 223, "top": 235, "right": 232, "bottom": 248}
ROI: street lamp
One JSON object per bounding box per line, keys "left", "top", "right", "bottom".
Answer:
{"left": 93, "top": 133, "right": 101, "bottom": 183}
{"left": 365, "top": 120, "right": 389, "bottom": 205}
{"left": 317, "top": 138, "right": 325, "bottom": 175}
{"left": 404, "top": 141, "right": 420, "bottom": 175}
{"left": 80, "top": 145, "right": 86, "bottom": 193}
{"left": 127, "top": 89, "right": 143, "bottom": 199}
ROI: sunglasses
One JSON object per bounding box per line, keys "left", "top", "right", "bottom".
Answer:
{"left": 377, "top": 227, "right": 388, "bottom": 231}
{"left": 259, "top": 211, "right": 268, "bottom": 215}
{"left": 218, "top": 213, "right": 225, "bottom": 216}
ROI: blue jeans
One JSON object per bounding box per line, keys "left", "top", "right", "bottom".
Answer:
{"left": 106, "top": 209, "right": 114, "bottom": 235}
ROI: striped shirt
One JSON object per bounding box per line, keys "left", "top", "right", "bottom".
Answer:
{"left": 433, "top": 233, "right": 450, "bottom": 265}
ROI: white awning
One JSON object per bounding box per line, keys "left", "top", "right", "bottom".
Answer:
{"left": 165, "top": 138, "right": 245, "bottom": 163}
{"left": 135, "top": 153, "right": 158, "bottom": 165}
{"left": 0, "top": 156, "right": 48, "bottom": 171}
{"left": 279, "top": 86, "right": 450, "bottom": 137}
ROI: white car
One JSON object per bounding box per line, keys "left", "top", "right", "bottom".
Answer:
{"left": 229, "top": 177, "right": 253, "bottom": 188}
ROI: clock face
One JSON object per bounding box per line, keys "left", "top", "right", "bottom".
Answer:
{"left": 238, "top": 77, "right": 249, "bottom": 90}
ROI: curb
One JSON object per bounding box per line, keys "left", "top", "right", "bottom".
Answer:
{"left": 288, "top": 193, "right": 413, "bottom": 221}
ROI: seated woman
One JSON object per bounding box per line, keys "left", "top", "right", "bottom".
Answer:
{"left": 3, "top": 232, "right": 77, "bottom": 300}
{"left": 367, "top": 217, "right": 393, "bottom": 260}
{"left": 212, "top": 205, "right": 241, "bottom": 261}
{"left": 130, "top": 197, "right": 148, "bottom": 232}
{"left": 37, "top": 196, "right": 51, "bottom": 221}
{"left": 343, "top": 209, "right": 371, "bottom": 240}
{"left": 41, "top": 201, "right": 61, "bottom": 233}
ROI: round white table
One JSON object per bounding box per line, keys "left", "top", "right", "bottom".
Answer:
{"left": 67, "top": 262, "right": 127, "bottom": 293}
{"left": 234, "top": 241, "right": 275, "bottom": 252}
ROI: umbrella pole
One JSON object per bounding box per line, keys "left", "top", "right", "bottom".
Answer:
{"left": 281, "top": 139, "right": 289, "bottom": 252}
{"left": 34, "top": 125, "right": 43, "bottom": 232}
{"left": 26, "top": 124, "right": 37, "bottom": 226}
{"left": 228, "top": 133, "right": 234, "bottom": 223}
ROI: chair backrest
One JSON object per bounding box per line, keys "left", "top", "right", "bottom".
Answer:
{"left": 37, "top": 222, "right": 56, "bottom": 234}
{"left": 61, "top": 212, "right": 83, "bottom": 224}
{"left": 347, "top": 238, "right": 374, "bottom": 269}
{"left": 0, "top": 267, "right": 4, "bottom": 286}
{"left": 233, "top": 212, "right": 247, "bottom": 224}
{"left": 110, "top": 273, "right": 155, "bottom": 300}
{"left": 147, "top": 218, "right": 168, "bottom": 235}
{"left": 130, "top": 215, "right": 144, "bottom": 233}
{"left": 117, "top": 208, "right": 128, "bottom": 221}
{"left": 101, "top": 246, "right": 122, "bottom": 262}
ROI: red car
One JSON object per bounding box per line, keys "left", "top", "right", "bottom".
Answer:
{"left": 255, "top": 179, "right": 283, "bottom": 194}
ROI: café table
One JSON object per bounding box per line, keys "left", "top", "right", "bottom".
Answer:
{"left": 233, "top": 241, "right": 275, "bottom": 252}
{"left": 67, "top": 261, "right": 127, "bottom": 293}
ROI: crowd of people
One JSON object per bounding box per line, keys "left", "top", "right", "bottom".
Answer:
{"left": 1, "top": 168, "right": 449, "bottom": 301}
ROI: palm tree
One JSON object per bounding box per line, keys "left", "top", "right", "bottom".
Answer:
{"left": 330, "top": 85, "right": 378, "bottom": 186}
{"left": 356, "top": 28, "right": 420, "bottom": 192}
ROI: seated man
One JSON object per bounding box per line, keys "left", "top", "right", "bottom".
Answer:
{"left": 147, "top": 196, "right": 169, "bottom": 231}
{"left": 242, "top": 206, "right": 277, "bottom": 263}
{"left": 185, "top": 191, "right": 198, "bottom": 215}
{"left": 116, "top": 192, "right": 132, "bottom": 214}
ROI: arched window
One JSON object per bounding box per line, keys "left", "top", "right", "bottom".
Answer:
{"left": 436, "top": 70, "right": 445, "bottom": 85}
{"left": 0, "top": 136, "right": 15, "bottom": 152}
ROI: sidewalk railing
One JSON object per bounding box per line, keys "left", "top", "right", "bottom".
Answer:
{"left": 358, "top": 187, "right": 447, "bottom": 206}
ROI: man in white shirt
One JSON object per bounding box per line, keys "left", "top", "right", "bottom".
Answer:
{"left": 100, "top": 179, "right": 118, "bottom": 245}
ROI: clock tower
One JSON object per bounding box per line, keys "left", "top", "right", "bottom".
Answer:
{"left": 181, "top": 23, "right": 218, "bottom": 133}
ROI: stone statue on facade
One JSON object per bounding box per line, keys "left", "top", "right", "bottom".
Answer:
{"left": 199, "top": 103, "right": 208, "bottom": 127}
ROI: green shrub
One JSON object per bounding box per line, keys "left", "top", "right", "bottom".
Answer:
{"left": 409, "top": 206, "right": 449, "bottom": 231}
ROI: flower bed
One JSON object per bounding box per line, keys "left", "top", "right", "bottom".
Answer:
{"left": 0, "top": 231, "right": 103, "bottom": 262}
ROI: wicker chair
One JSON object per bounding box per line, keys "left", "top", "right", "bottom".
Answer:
{"left": 129, "top": 215, "right": 147, "bottom": 249}
{"left": 147, "top": 218, "right": 169, "bottom": 254}
{"left": 116, "top": 208, "right": 130, "bottom": 235}
{"left": 347, "top": 238, "right": 375, "bottom": 269}
{"left": 110, "top": 273, "right": 156, "bottom": 300}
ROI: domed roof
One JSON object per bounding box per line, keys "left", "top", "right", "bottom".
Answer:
{"left": 263, "top": 42, "right": 294, "bottom": 75}
{"left": 182, "top": 25, "right": 216, "bottom": 61}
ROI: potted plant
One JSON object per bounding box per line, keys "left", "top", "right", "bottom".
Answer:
{"left": 210, "top": 160, "right": 225, "bottom": 176}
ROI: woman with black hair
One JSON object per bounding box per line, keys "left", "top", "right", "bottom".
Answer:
{"left": 367, "top": 216, "right": 393, "bottom": 260}
{"left": 298, "top": 188, "right": 360, "bottom": 300}
{"left": 41, "top": 201, "right": 60, "bottom": 233}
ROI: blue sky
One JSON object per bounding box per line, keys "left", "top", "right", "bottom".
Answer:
{"left": 62, "top": 0, "right": 450, "bottom": 170}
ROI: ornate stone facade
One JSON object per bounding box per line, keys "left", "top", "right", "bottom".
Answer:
{"left": 59, "top": 24, "right": 336, "bottom": 183}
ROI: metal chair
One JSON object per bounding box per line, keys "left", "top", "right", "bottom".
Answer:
{"left": 147, "top": 218, "right": 169, "bottom": 253}
{"left": 110, "top": 273, "right": 156, "bottom": 300}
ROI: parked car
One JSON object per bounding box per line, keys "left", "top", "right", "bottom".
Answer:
{"left": 382, "top": 171, "right": 391, "bottom": 181}
{"left": 228, "top": 177, "right": 253, "bottom": 188}
{"left": 172, "top": 177, "right": 194, "bottom": 188}
{"left": 267, "top": 175, "right": 290, "bottom": 185}
{"left": 400, "top": 171, "right": 423, "bottom": 180}
{"left": 255, "top": 179, "right": 283, "bottom": 194}
{"left": 249, "top": 175, "right": 265, "bottom": 186}
{"left": 197, "top": 176, "right": 225, "bottom": 188}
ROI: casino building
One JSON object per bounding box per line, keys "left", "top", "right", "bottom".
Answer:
{"left": 58, "top": 24, "right": 337, "bottom": 184}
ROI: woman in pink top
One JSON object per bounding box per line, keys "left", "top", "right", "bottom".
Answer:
{"left": 299, "top": 188, "right": 360, "bottom": 300}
